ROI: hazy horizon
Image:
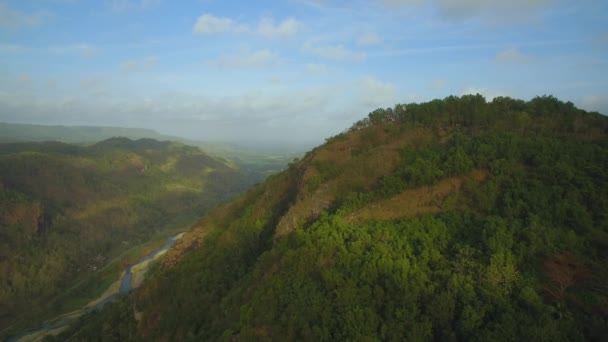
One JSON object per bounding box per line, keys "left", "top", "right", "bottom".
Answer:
{"left": 1, "top": 0, "right": 607, "bottom": 144}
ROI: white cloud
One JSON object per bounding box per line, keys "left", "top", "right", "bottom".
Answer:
{"left": 0, "top": 83, "right": 348, "bottom": 144}
{"left": 593, "top": 32, "right": 608, "bottom": 50}
{"left": 16, "top": 73, "right": 32, "bottom": 86}
{"left": 193, "top": 14, "right": 236, "bottom": 34}
{"left": 359, "top": 77, "right": 397, "bottom": 107}
{"left": 296, "top": 0, "right": 331, "bottom": 8}
{"left": 305, "top": 63, "right": 328, "bottom": 73}
{"left": 193, "top": 14, "right": 301, "bottom": 38}
{"left": 43, "top": 0, "right": 80, "bottom": 3}
{"left": 580, "top": 95, "right": 608, "bottom": 115}
{"left": 268, "top": 77, "right": 283, "bottom": 85}
{"left": 79, "top": 78, "right": 102, "bottom": 90}
{"left": 380, "top": 0, "right": 552, "bottom": 19}
{"left": 383, "top": 0, "right": 424, "bottom": 9}
{"left": 212, "top": 50, "right": 280, "bottom": 68}
{"left": 295, "top": 0, "right": 363, "bottom": 12}
{"left": 78, "top": 78, "right": 112, "bottom": 97}
{"left": 0, "top": 43, "right": 29, "bottom": 54}
{"left": 256, "top": 17, "right": 301, "bottom": 39}
{"left": 121, "top": 56, "right": 159, "bottom": 72}
{"left": 430, "top": 79, "right": 447, "bottom": 89}
{"left": 109, "top": 0, "right": 161, "bottom": 12}
{"left": 78, "top": 44, "right": 98, "bottom": 58}
{"left": 462, "top": 86, "right": 507, "bottom": 100}
{"left": 49, "top": 44, "right": 98, "bottom": 58}
{"left": 303, "top": 41, "right": 366, "bottom": 62}
{"left": 436, "top": 0, "right": 552, "bottom": 18}
{"left": 0, "top": 2, "right": 46, "bottom": 30}
{"left": 357, "top": 33, "right": 383, "bottom": 47}
{"left": 496, "top": 48, "right": 528, "bottom": 63}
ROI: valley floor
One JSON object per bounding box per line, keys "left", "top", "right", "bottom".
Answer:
{"left": 9, "top": 233, "right": 184, "bottom": 342}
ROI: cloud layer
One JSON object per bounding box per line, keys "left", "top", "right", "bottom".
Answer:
{"left": 211, "top": 50, "right": 280, "bottom": 68}
{"left": 193, "top": 14, "right": 301, "bottom": 39}
{"left": 0, "top": 0, "right": 605, "bottom": 145}
{"left": 303, "top": 41, "right": 366, "bottom": 62}
{"left": 121, "top": 56, "right": 159, "bottom": 72}
{"left": 381, "top": 0, "right": 553, "bottom": 18}
{"left": 496, "top": 48, "right": 528, "bottom": 64}
{"left": 0, "top": 2, "right": 45, "bottom": 30}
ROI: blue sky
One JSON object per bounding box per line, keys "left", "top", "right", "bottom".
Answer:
{"left": 0, "top": 0, "right": 607, "bottom": 144}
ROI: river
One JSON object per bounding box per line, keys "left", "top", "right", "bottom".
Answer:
{"left": 7, "top": 233, "right": 184, "bottom": 342}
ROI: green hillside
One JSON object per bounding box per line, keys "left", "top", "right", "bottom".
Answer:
{"left": 48, "top": 96, "right": 608, "bottom": 341}
{"left": 0, "top": 138, "right": 252, "bottom": 334}
{"left": 0, "top": 122, "right": 300, "bottom": 180}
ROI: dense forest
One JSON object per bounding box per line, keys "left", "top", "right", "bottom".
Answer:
{"left": 45, "top": 96, "right": 608, "bottom": 341}
{"left": 0, "top": 138, "right": 253, "bottom": 336}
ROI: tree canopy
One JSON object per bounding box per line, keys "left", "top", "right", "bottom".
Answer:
{"left": 44, "top": 96, "right": 608, "bottom": 341}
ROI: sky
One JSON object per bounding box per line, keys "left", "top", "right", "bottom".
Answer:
{"left": 0, "top": 0, "right": 607, "bottom": 145}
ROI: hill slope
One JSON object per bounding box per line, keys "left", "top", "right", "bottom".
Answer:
{"left": 0, "top": 122, "right": 301, "bottom": 180}
{"left": 0, "top": 138, "right": 252, "bottom": 334}
{"left": 51, "top": 96, "right": 608, "bottom": 341}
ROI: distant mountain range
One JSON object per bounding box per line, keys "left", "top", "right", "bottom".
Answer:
{"left": 0, "top": 121, "right": 302, "bottom": 179}
{"left": 0, "top": 122, "right": 177, "bottom": 144}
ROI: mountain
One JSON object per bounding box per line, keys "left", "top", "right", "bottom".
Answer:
{"left": 0, "top": 122, "right": 176, "bottom": 144}
{"left": 0, "top": 138, "right": 253, "bottom": 334}
{"left": 0, "top": 122, "right": 301, "bottom": 179}
{"left": 42, "top": 96, "right": 608, "bottom": 340}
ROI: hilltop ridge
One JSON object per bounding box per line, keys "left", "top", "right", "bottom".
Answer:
{"left": 46, "top": 95, "right": 608, "bottom": 341}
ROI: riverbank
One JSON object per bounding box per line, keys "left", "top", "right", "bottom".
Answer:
{"left": 131, "top": 233, "right": 184, "bottom": 289}
{"left": 9, "top": 233, "right": 184, "bottom": 342}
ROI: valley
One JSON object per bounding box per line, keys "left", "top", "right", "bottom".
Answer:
{"left": 0, "top": 138, "right": 259, "bottom": 339}
{"left": 8, "top": 233, "right": 183, "bottom": 342}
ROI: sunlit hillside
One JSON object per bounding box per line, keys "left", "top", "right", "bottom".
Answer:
{"left": 0, "top": 138, "right": 251, "bottom": 334}
{"left": 51, "top": 95, "right": 608, "bottom": 341}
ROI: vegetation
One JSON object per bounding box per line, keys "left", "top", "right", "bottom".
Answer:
{"left": 0, "top": 138, "right": 252, "bottom": 336}
{"left": 0, "top": 122, "right": 302, "bottom": 180}
{"left": 37, "top": 96, "right": 608, "bottom": 340}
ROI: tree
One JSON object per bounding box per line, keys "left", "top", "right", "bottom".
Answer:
{"left": 543, "top": 253, "right": 588, "bottom": 301}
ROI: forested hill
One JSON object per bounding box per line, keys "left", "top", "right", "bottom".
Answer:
{"left": 0, "top": 122, "right": 302, "bottom": 180}
{"left": 0, "top": 137, "right": 252, "bottom": 334}
{"left": 53, "top": 96, "right": 608, "bottom": 341}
